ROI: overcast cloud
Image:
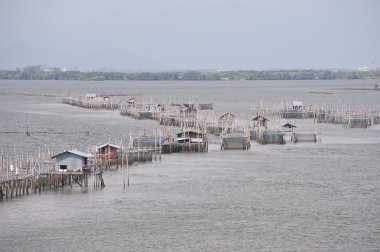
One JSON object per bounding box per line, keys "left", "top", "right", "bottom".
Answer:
{"left": 0, "top": 0, "right": 379, "bottom": 70}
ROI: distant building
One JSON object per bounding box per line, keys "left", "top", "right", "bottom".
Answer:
{"left": 86, "top": 94, "right": 97, "bottom": 99}
{"left": 358, "top": 65, "right": 371, "bottom": 72}
{"left": 292, "top": 101, "right": 303, "bottom": 110}
{"left": 23, "top": 65, "right": 41, "bottom": 72}
{"left": 127, "top": 97, "right": 136, "bottom": 104}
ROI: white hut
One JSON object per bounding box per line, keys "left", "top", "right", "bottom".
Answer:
{"left": 292, "top": 101, "right": 303, "bottom": 110}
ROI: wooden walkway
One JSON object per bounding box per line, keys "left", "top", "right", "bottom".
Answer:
{"left": 0, "top": 171, "right": 104, "bottom": 199}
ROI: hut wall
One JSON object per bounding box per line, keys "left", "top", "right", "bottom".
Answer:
{"left": 55, "top": 154, "right": 86, "bottom": 171}
{"left": 218, "top": 113, "right": 235, "bottom": 125}
{"left": 99, "top": 148, "right": 118, "bottom": 159}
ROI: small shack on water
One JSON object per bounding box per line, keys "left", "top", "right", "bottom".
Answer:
{"left": 292, "top": 101, "right": 303, "bottom": 110}
{"left": 175, "top": 129, "right": 207, "bottom": 143}
{"left": 218, "top": 112, "right": 237, "bottom": 132}
{"left": 160, "top": 129, "right": 208, "bottom": 153}
{"left": 281, "top": 101, "right": 316, "bottom": 119}
{"left": 52, "top": 150, "right": 93, "bottom": 172}
{"left": 249, "top": 115, "right": 269, "bottom": 140}
{"left": 127, "top": 97, "right": 136, "bottom": 104}
{"left": 282, "top": 123, "right": 297, "bottom": 132}
{"left": 86, "top": 93, "right": 97, "bottom": 99}
{"left": 97, "top": 143, "right": 121, "bottom": 160}
{"left": 219, "top": 112, "right": 236, "bottom": 125}
{"left": 252, "top": 115, "right": 269, "bottom": 128}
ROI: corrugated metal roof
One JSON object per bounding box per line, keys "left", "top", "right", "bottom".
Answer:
{"left": 175, "top": 129, "right": 207, "bottom": 135}
{"left": 253, "top": 115, "right": 269, "bottom": 121}
{"left": 282, "top": 123, "right": 297, "bottom": 128}
{"left": 96, "top": 143, "right": 121, "bottom": 150}
{"left": 219, "top": 112, "right": 235, "bottom": 119}
{"left": 52, "top": 150, "right": 93, "bottom": 159}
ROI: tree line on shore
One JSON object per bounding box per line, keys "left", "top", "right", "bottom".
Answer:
{"left": 0, "top": 66, "right": 379, "bottom": 81}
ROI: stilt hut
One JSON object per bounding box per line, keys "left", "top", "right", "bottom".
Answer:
{"left": 282, "top": 123, "right": 297, "bottom": 132}
{"left": 97, "top": 143, "right": 121, "bottom": 160}
{"left": 52, "top": 150, "right": 93, "bottom": 172}
{"left": 179, "top": 105, "right": 197, "bottom": 127}
{"left": 281, "top": 101, "right": 314, "bottom": 119}
{"left": 218, "top": 112, "right": 236, "bottom": 133}
{"left": 127, "top": 97, "right": 136, "bottom": 105}
{"left": 86, "top": 94, "right": 97, "bottom": 99}
{"left": 175, "top": 129, "right": 207, "bottom": 143}
{"left": 250, "top": 115, "right": 269, "bottom": 140}
{"left": 281, "top": 101, "right": 304, "bottom": 119}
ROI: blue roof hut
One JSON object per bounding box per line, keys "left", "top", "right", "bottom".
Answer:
{"left": 52, "top": 150, "right": 93, "bottom": 172}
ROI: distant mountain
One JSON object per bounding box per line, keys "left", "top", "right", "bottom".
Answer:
{"left": 0, "top": 44, "right": 164, "bottom": 71}
{"left": 0, "top": 43, "right": 70, "bottom": 69}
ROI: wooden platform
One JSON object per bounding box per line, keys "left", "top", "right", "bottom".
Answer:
{"left": 0, "top": 171, "right": 104, "bottom": 199}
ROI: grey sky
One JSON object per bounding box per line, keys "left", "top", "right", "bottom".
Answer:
{"left": 0, "top": 0, "right": 379, "bottom": 70}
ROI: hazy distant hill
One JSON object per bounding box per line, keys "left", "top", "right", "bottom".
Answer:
{"left": 0, "top": 44, "right": 67, "bottom": 69}
{"left": 0, "top": 44, "right": 164, "bottom": 71}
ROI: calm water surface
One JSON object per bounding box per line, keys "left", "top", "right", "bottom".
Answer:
{"left": 0, "top": 80, "right": 379, "bottom": 251}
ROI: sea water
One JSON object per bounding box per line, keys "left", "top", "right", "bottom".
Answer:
{"left": 0, "top": 79, "right": 379, "bottom": 251}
